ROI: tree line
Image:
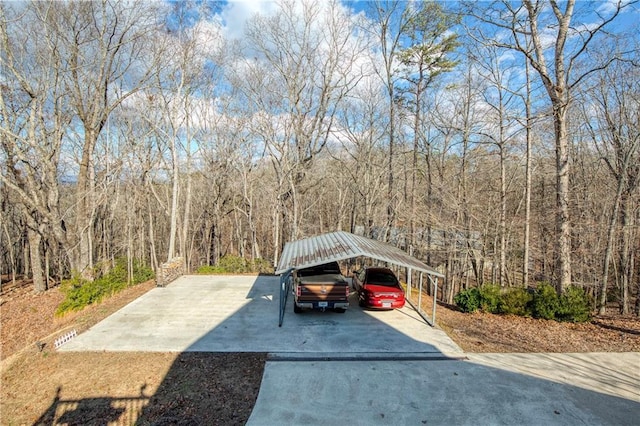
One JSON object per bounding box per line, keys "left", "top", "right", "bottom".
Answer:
{"left": 1, "top": 0, "right": 638, "bottom": 315}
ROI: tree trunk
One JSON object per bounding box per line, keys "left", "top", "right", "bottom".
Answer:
{"left": 386, "top": 94, "right": 396, "bottom": 238}
{"left": 523, "top": 58, "right": 533, "bottom": 288}
{"left": 619, "top": 194, "right": 633, "bottom": 314}
{"left": 522, "top": 0, "right": 582, "bottom": 293}
{"left": 410, "top": 77, "right": 422, "bottom": 249}
{"left": 181, "top": 169, "right": 192, "bottom": 271}
{"left": 499, "top": 135, "right": 507, "bottom": 287}
{"left": 27, "top": 228, "right": 46, "bottom": 293}
{"left": 167, "top": 136, "right": 180, "bottom": 262}
{"left": 599, "top": 170, "right": 625, "bottom": 314}
{"left": 75, "top": 130, "right": 98, "bottom": 280}
{"left": 2, "top": 222, "right": 17, "bottom": 286}
{"left": 554, "top": 103, "right": 572, "bottom": 293}
{"left": 272, "top": 197, "right": 281, "bottom": 268}
{"left": 148, "top": 205, "right": 158, "bottom": 273}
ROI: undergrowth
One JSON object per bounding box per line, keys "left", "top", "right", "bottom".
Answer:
{"left": 454, "top": 282, "right": 592, "bottom": 323}
{"left": 196, "top": 255, "right": 273, "bottom": 274}
{"left": 56, "top": 258, "right": 154, "bottom": 315}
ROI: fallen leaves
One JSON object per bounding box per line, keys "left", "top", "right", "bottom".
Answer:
{"left": 436, "top": 305, "right": 640, "bottom": 353}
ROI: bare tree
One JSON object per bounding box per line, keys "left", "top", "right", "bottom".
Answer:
{"left": 468, "top": 42, "right": 526, "bottom": 287}
{"left": 150, "top": 4, "right": 216, "bottom": 264}
{"left": 365, "top": 0, "right": 413, "bottom": 239}
{"left": 334, "top": 80, "right": 388, "bottom": 238}
{"left": 522, "top": 52, "right": 534, "bottom": 287}
{"left": 469, "top": 0, "right": 632, "bottom": 293}
{"left": 396, "top": 1, "right": 459, "bottom": 248}
{"left": 242, "top": 0, "right": 364, "bottom": 253}
{"left": 582, "top": 58, "right": 640, "bottom": 314}
{"left": 4, "top": 0, "right": 639, "bottom": 317}
{"left": 430, "top": 61, "right": 488, "bottom": 294}
{"left": 0, "top": 2, "right": 73, "bottom": 290}
{"left": 39, "top": 1, "right": 160, "bottom": 278}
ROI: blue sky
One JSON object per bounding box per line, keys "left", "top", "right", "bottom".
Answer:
{"left": 164, "top": 0, "right": 638, "bottom": 69}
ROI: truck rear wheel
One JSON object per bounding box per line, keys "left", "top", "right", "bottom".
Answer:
{"left": 293, "top": 303, "right": 302, "bottom": 314}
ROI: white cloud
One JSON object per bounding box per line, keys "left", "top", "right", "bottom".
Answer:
{"left": 218, "top": 0, "right": 280, "bottom": 41}
{"left": 596, "top": 0, "right": 624, "bottom": 15}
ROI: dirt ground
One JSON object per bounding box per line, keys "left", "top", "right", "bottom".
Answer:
{"left": 1, "top": 278, "right": 639, "bottom": 425}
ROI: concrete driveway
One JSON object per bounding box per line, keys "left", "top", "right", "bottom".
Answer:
{"left": 60, "top": 274, "right": 461, "bottom": 355}
{"left": 60, "top": 275, "right": 640, "bottom": 425}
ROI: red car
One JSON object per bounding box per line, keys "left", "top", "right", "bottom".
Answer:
{"left": 353, "top": 267, "right": 405, "bottom": 310}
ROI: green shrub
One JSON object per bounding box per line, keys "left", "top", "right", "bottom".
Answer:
{"left": 252, "top": 258, "right": 274, "bottom": 274}
{"left": 499, "top": 287, "right": 533, "bottom": 316}
{"left": 196, "top": 265, "right": 225, "bottom": 274}
{"left": 454, "top": 287, "right": 481, "bottom": 313}
{"left": 454, "top": 285, "right": 501, "bottom": 314}
{"left": 56, "top": 273, "right": 101, "bottom": 314}
{"left": 532, "top": 282, "right": 560, "bottom": 320}
{"left": 453, "top": 281, "right": 592, "bottom": 324}
{"left": 218, "top": 255, "right": 250, "bottom": 273}
{"left": 196, "top": 256, "right": 247, "bottom": 274}
{"left": 557, "top": 286, "right": 592, "bottom": 322}
{"left": 478, "top": 284, "right": 502, "bottom": 314}
{"left": 56, "top": 257, "right": 154, "bottom": 315}
{"left": 105, "top": 257, "right": 155, "bottom": 284}
{"left": 196, "top": 256, "right": 274, "bottom": 275}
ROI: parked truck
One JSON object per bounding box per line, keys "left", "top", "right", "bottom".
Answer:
{"left": 292, "top": 261, "right": 350, "bottom": 313}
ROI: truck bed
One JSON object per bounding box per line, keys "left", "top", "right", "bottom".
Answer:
{"left": 292, "top": 263, "right": 350, "bottom": 312}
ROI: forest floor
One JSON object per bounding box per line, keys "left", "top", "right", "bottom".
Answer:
{"left": 1, "top": 276, "right": 639, "bottom": 425}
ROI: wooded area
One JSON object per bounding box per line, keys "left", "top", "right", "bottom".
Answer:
{"left": 1, "top": 0, "right": 638, "bottom": 314}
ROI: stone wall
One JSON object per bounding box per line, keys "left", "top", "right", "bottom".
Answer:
{"left": 157, "top": 257, "right": 185, "bottom": 287}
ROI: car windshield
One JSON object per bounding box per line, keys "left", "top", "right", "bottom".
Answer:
{"left": 366, "top": 271, "right": 398, "bottom": 286}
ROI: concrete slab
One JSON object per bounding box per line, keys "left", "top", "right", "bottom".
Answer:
{"left": 60, "top": 275, "right": 462, "bottom": 356}
{"left": 466, "top": 353, "right": 640, "bottom": 401}
{"left": 247, "top": 353, "right": 640, "bottom": 426}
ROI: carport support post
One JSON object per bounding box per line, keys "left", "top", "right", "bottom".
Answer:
{"left": 432, "top": 277, "right": 438, "bottom": 325}
{"left": 418, "top": 273, "right": 423, "bottom": 312}
{"left": 407, "top": 246, "right": 413, "bottom": 299}
{"left": 279, "top": 268, "right": 293, "bottom": 327}
{"left": 279, "top": 273, "right": 286, "bottom": 327}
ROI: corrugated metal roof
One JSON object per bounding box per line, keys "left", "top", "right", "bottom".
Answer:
{"left": 275, "top": 231, "right": 444, "bottom": 277}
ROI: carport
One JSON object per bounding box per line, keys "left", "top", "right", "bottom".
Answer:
{"left": 275, "top": 231, "right": 444, "bottom": 327}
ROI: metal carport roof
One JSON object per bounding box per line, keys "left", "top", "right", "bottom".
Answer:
{"left": 275, "top": 231, "right": 443, "bottom": 278}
